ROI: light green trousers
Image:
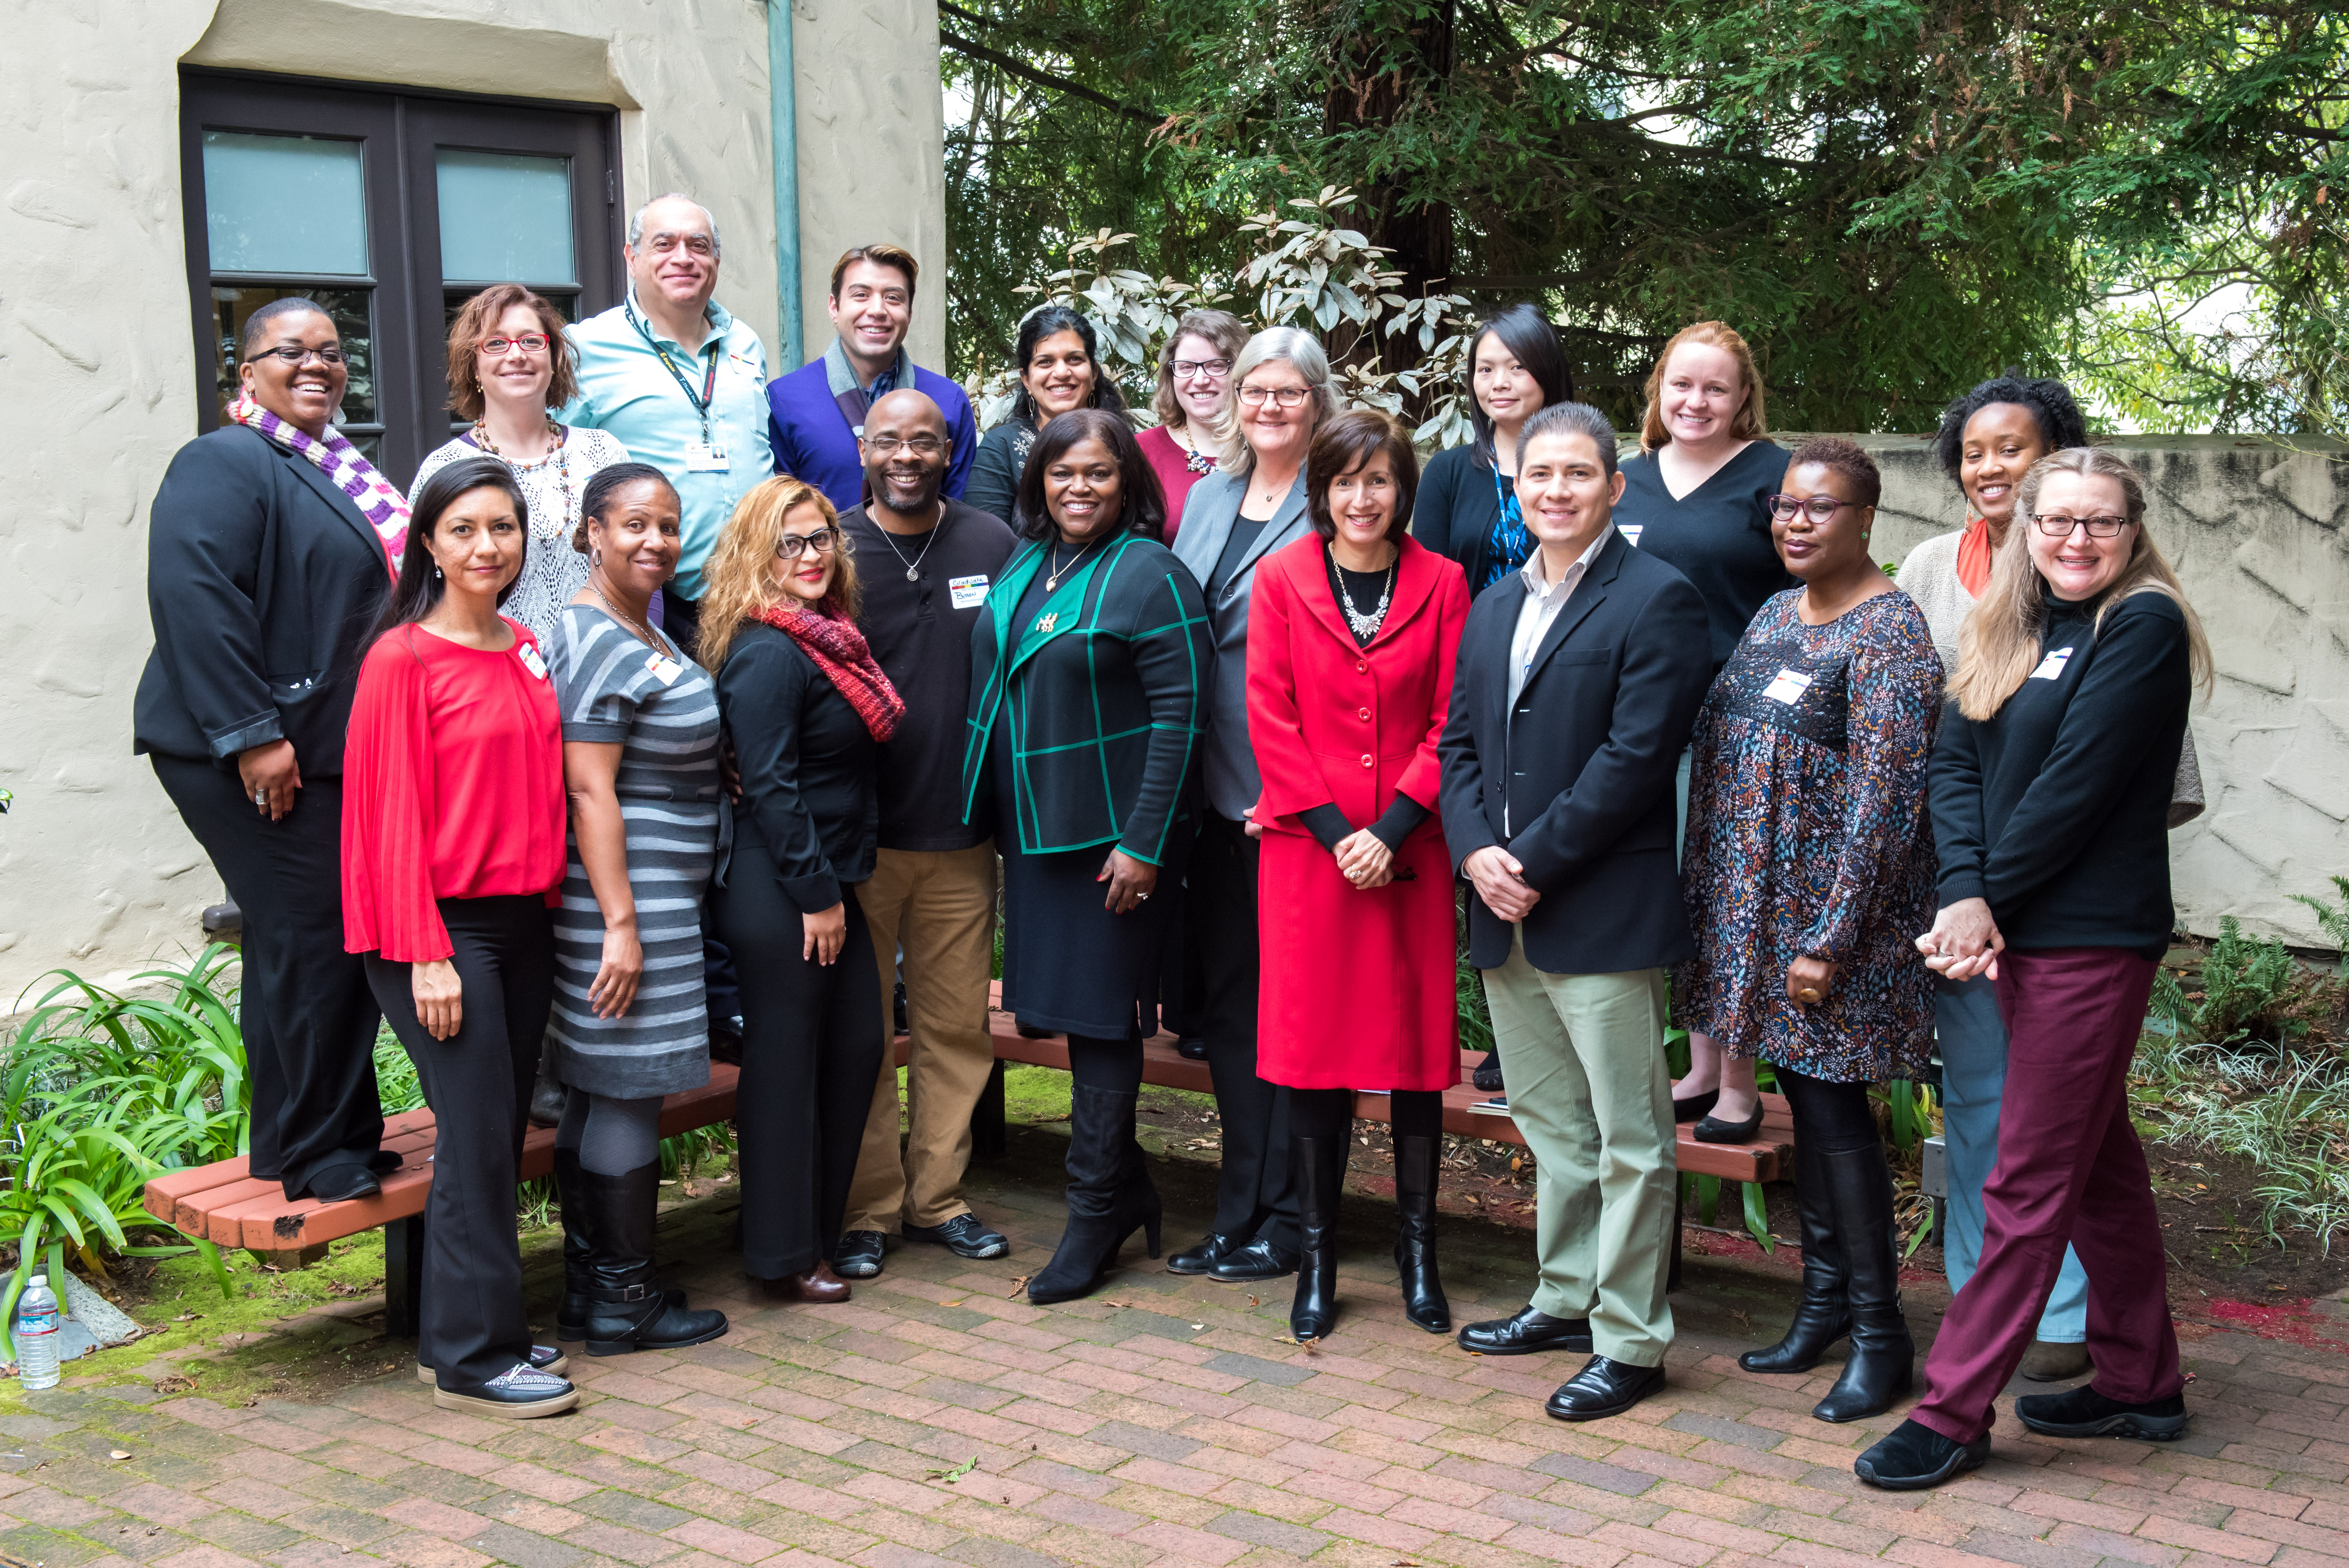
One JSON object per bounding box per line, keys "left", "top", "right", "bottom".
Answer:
{"left": 1482, "top": 929, "right": 1676, "bottom": 1366}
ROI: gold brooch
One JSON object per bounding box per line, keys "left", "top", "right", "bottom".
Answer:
{"left": 1035, "top": 612, "right": 1058, "bottom": 633}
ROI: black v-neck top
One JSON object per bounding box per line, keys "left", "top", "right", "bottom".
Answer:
{"left": 1615, "top": 438, "right": 1793, "bottom": 671}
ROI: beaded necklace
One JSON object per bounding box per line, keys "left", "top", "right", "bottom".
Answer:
{"left": 474, "top": 419, "right": 574, "bottom": 537}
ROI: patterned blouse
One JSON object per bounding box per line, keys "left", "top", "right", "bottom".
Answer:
{"left": 1673, "top": 589, "right": 1942, "bottom": 1082}
{"left": 411, "top": 426, "right": 632, "bottom": 645}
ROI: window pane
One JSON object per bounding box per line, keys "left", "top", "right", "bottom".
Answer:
{"left": 210, "top": 285, "right": 376, "bottom": 429}
{"left": 444, "top": 288, "right": 578, "bottom": 333}
{"left": 201, "top": 131, "right": 370, "bottom": 276}
{"left": 436, "top": 149, "right": 576, "bottom": 285}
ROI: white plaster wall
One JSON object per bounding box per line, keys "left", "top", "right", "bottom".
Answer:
{"left": 0, "top": 0, "right": 942, "bottom": 998}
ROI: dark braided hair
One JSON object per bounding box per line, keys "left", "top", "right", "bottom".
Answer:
{"left": 1932, "top": 371, "right": 2089, "bottom": 484}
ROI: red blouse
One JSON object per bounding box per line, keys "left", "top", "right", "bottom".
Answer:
{"left": 341, "top": 619, "right": 566, "bottom": 963}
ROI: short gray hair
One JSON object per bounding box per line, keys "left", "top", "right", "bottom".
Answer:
{"left": 627, "top": 194, "right": 723, "bottom": 257}
{"left": 1213, "top": 327, "right": 1342, "bottom": 472}
{"left": 1521, "top": 401, "right": 1620, "bottom": 477}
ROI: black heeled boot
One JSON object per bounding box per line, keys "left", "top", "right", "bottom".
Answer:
{"left": 1739, "top": 1137, "right": 1848, "bottom": 1373}
{"left": 555, "top": 1147, "right": 594, "bottom": 1342}
{"left": 1812, "top": 1144, "right": 1914, "bottom": 1422}
{"left": 581, "top": 1161, "right": 730, "bottom": 1356}
{"left": 1392, "top": 1134, "right": 1450, "bottom": 1334}
{"left": 1289, "top": 1134, "right": 1345, "bottom": 1341}
{"left": 1028, "top": 1084, "right": 1162, "bottom": 1304}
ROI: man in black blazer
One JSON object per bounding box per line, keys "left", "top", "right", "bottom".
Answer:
{"left": 1437, "top": 402, "right": 1712, "bottom": 1420}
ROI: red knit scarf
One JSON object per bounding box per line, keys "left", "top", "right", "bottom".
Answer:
{"left": 752, "top": 599, "right": 905, "bottom": 742}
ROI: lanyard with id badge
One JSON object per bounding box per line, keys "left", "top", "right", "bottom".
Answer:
{"left": 629, "top": 300, "right": 730, "bottom": 472}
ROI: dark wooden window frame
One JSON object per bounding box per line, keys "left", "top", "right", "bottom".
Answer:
{"left": 180, "top": 68, "right": 623, "bottom": 484}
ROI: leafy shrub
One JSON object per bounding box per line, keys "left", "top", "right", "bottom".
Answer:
{"left": 2291, "top": 875, "right": 2349, "bottom": 977}
{"left": 2150, "top": 915, "right": 2319, "bottom": 1046}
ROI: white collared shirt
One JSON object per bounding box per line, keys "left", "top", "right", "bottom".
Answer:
{"left": 1503, "top": 530, "right": 1608, "bottom": 836}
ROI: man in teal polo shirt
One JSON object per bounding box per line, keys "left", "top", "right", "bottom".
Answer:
{"left": 564, "top": 192, "right": 772, "bottom": 651}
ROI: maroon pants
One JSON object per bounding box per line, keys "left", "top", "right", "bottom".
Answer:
{"left": 1911, "top": 946, "right": 2180, "bottom": 1443}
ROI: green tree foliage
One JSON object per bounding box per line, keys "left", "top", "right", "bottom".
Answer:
{"left": 942, "top": 0, "right": 2346, "bottom": 432}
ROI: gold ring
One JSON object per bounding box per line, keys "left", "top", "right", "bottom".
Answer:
{"left": 1798, "top": 987, "right": 1821, "bottom": 1003}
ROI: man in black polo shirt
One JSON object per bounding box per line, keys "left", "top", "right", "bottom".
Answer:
{"left": 828, "top": 389, "right": 1019, "bottom": 1278}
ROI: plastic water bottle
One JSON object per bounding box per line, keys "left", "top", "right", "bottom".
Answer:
{"left": 15, "top": 1274, "right": 60, "bottom": 1391}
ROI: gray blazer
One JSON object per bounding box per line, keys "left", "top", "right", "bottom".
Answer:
{"left": 1172, "top": 468, "right": 1314, "bottom": 820}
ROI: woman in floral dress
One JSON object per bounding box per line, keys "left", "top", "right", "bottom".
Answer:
{"left": 1675, "top": 437, "right": 1940, "bottom": 1425}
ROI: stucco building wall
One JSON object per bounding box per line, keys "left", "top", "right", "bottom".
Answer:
{"left": 0, "top": 0, "right": 943, "bottom": 997}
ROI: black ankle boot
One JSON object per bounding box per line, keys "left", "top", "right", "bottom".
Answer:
{"left": 581, "top": 1161, "right": 729, "bottom": 1356}
{"left": 1391, "top": 1134, "right": 1449, "bottom": 1334}
{"left": 1741, "top": 1138, "right": 1848, "bottom": 1373}
{"left": 555, "top": 1147, "right": 594, "bottom": 1342}
{"left": 1028, "top": 1084, "right": 1162, "bottom": 1304}
{"left": 1812, "top": 1145, "right": 1914, "bottom": 1422}
{"left": 1289, "top": 1135, "right": 1344, "bottom": 1341}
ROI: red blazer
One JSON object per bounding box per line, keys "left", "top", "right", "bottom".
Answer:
{"left": 1246, "top": 533, "right": 1470, "bottom": 841}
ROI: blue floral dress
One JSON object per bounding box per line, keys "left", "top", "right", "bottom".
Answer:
{"left": 1673, "top": 589, "right": 1940, "bottom": 1082}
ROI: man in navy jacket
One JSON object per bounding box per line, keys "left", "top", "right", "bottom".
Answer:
{"left": 766, "top": 243, "right": 977, "bottom": 509}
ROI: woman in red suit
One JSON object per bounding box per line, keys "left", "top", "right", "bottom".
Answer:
{"left": 1247, "top": 410, "right": 1472, "bottom": 1342}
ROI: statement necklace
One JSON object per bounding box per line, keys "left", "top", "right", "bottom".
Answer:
{"left": 476, "top": 419, "right": 573, "bottom": 534}
{"left": 1171, "top": 425, "right": 1216, "bottom": 475}
{"left": 1330, "top": 544, "right": 1397, "bottom": 643}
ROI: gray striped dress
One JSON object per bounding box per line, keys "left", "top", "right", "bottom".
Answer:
{"left": 546, "top": 603, "right": 722, "bottom": 1097}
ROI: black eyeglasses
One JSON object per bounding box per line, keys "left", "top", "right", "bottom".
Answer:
{"left": 1767, "top": 494, "right": 1857, "bottom": 522}
{"left": 2033, "top": 513, "right": 2131, "bottom": 538}
{"left": 1172, "top": 358, "right": 1233, "bottom": 379}
{"left": 865, "top": 435, "right": 944, "bottom": 458}
{"left": 776, "top": 528, "right": 840, "bottom": 560}
{"left": 253, "top": 344, "right": 344, "bottom": 366}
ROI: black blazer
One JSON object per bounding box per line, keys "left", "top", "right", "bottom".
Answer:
{"left": 132, "top": 426, "right": 393, "bottom": 774}
{"left": 1438, "top": 529, "right": 1714, "bottom": 974}
{"left": 1410, "top": 444, "right": 1506, "bottom": 591}
{"left": 717, "top": 623, "right": 879, "bottom": 913}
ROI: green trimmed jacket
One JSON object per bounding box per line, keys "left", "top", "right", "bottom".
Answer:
{"left": 959, "top": 533, "right": 1210, "bottom": 864}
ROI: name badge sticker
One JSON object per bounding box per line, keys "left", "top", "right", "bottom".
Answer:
{"left": 646, "top": 653, "right": 684, "bottom": 686}
{"left": 2030, "top": 646, "right": 2075, "bottom": 680}
{"left": 516, "top": 643, "right": 550, "bottom": 681}
{"left": 1762, "top": 667, "right": 1814, "bottom": 706}
{"left": 949, "top": 574, "right": 991, "bottom": 610}
{"left": 1617, "top": 524, "right": 1645, "bottom": 546}
{"left": 685, "top": 437, "right": 730, "bottom": 473}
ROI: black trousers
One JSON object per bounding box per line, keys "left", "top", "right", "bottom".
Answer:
{"left": 1188, "top": 813, "right": 1296, "bottom": 1251}
{"left": 152, "top": 755, "right": 389, "bottom": 1200}
{"left": 715, "top": 841, "right": 884, "bottom": 1279}
{"left": 365, "top": 895, "right": 554, "bottom": 1387}
{"left": 653, "top": 592, "right": 743, "bottom": 1028}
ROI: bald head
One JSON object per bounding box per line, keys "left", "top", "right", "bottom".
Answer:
{"left": 862, "top": 389, "right": 951, "bottom": 524}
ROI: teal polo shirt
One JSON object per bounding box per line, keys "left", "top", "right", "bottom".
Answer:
{"left": 562, "top": 293, "right": 773, "bottom": 602}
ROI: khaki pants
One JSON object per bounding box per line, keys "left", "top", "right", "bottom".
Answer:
{"left": 1481, "top": 929, "right": 1676, "bottom": 1366}
{"left": 842, "top": 843, "right": 1000, "bottom": 1234}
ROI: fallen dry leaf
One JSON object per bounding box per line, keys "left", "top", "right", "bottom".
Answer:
{"left": 939, "top": 1299, "right": 965, "bottom": 1307}
{"left": 109, "top": 1450, "right": 131, "bottom": 1461}
{"left": 1008, "top": 1276, "right": 1030, "bottom": 1299}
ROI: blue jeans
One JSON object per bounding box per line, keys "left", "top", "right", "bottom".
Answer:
{"left": 1936, "top": 973, "right": 2089, "bottom": 1342}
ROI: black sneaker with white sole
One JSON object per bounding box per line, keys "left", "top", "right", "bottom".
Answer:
{"left": 2016, "top": 1384, "right": 2189, "bottom": 1441}
{"left": 434, "top": 1362, "right": 578, "bottom": 1418}
{"left": 903, "top": 1213, "right": 1009, "bottom": 1259}
{"left": 832, "top": 1230, "right": 887, "bottom": 1278}
{"left": 418, "top": 1344, "right": 566, "bottom": 1384}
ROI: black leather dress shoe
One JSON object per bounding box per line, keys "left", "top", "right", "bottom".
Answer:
{"left": 1176, "top": 1036, "right": 1208, "bottom": 1061}
{"left": 1471, "top": 1052, "right": 1504, "bottom": 1093}
{"left": 1165, "top": 1232, "right": 1246, "bottom": 1275}
{"left": 1456, "top": 1306, "right": 1593, "bottom": 1357}
{"left": 1208, "top": 1236, "right": 1299, "bottom": 1282}
{"left": 1672, "top": 1088, "right": 1719, "bottom": 1123}
{"left": 1545, "top": 1355, "right": 1667, "bottom": 1421}
{"left": 307, "top": 1165, "right": 381, "bottom": 1203}
{"left": 1693, "top": 1104, "right": 1765, "bottom": 1143}
{"left": 904, "top": 1213, "right": 1009, "bottom": 1259}
{"left": 832, "top": 1230, "right": 887, "bottom": 1279}
{"left": 1855, "top": 1418, "right": 1991, "bottom": 1490}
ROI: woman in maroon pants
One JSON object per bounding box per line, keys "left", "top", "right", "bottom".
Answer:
{"left": 1856, "top": 447, "right": 2211, "bottom": 1490}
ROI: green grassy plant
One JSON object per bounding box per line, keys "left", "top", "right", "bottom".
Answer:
{"left": 2132, "top": 1029, "right": 2349, "bottom": 1249}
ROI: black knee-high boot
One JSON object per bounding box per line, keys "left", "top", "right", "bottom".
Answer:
{"left": 580, "top": 1162, "right": 730, "bottom": 1356}
{"left": 1028, "top": 1084, "right": 1162, "bottom": 1304}
{"left": 1740, "top": 1136, "right": 1849, "bottom": 1373}
{"left": 1289, "top": 1132, "right": 1345, "bottom": 1341}
{"left": 1392, "top": 1135, "right": 1450, "bottom": 1333}
{"left": 555, "top": 1148, "right": 594, "bottom": 1341}
{"left": 1812, "top": 1145, "right": 1914, "bottom": 1421}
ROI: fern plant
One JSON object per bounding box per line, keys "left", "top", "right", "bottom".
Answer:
{"left": 2289, "top": 874, "right": 2349, "bottom": 977}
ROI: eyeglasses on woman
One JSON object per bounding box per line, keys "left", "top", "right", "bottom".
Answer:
{"left": 776, "top": 527, "right": 840, "bottom": 560}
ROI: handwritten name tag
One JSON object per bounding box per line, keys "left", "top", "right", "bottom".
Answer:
{"left": 516, "top": 643, "right": 550, "bottom": 681}
{"left": 949, "top": 574, "right": 991, "bottom": 610}
{"left": 2030, "top": 646, "right": 2075, "bottom": 680}
{"left": 1762, "top": 667, "right": 1813, "bottom": 706}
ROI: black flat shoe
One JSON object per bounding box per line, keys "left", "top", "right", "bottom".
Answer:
{"left": 1856, "top": 1419, "right": 1990, "bottom": 1490}
{"left": 832, "top": 1230, "right": 887, "bottom": 1279}
{"left": 418, "top": 1344, "right": 566, "bottom": 1384}
{"left": 1693, "top": 1105, "right": 1765, "bottom": 1144}
{"left": 2016, "top": 1384, "right": 2188, "bottom": 1441}
{"left": 1207, "top": 1236, "right": 1298, "bottom": 1283}
{"left": 1456, "top": 1306, "right": 1593, "bottom": 1357}
{"left": 1545, "top": 1355, "right": 1667, "bottom": 1421}
{"left": 1471, "top": 1052, "right": 1504, "bottom": 1093}
{"left": 1166, "top": 1232, "right": 1246, "bottom": 1275}
{"left": 1015, "top": 1020, "right": 1058, "bottom": 1040}
{"left": 307, "top": 1165, "right": 381, "bottom": 1203}
{"left": 1175, "top": 1036, "right": 1208, "bottom": 1061}
{"left": 1672, "top": 1088, "right": 1719, "bottom": 1124}
{"left": 904, "top": 1213, "right": 1008, "bottom": 1259}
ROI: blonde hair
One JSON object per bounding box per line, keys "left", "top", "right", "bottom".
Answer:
{"left": 694, "top": 477, "right": 861, "bottom": 670}
{"left": 1948, "top": 447, "right": 2212, "bottom": 721}
{"left": 1150, "top": 309, "right": 1249, "bottom": 428}
{"left": 1637, "top": 321, "right": 1767, "bottom": 454}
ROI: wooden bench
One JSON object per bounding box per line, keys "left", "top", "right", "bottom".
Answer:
{"left": 144, "top": 998, "right": 1789, "bottom": 1333}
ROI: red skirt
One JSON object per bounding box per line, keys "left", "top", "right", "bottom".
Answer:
{"left": 1254, "top": 826, "right": 1459, "bottom": 1090}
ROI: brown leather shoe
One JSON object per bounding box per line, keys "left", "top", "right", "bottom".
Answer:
{"left": 2019, "top": 1339, "right": 2091, "bottom": 1381}
{"left": 758, "top": 1262, "right": 852, "bottom": 1303}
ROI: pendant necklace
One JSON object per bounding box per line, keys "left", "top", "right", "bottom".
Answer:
{"left": 1046, "top": 538, "right": 1090, "bottom": 593}
{"left": 590, "top": 581, "right": 671, "bottom": 658}
{"left": 874, "top": 512, "right": 942, "bottom": 582}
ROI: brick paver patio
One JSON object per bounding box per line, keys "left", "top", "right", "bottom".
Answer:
{"left": 8, "top": 1140, "right": 2348, "bottom": 1568}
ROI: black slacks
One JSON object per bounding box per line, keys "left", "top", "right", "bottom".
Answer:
{"left": 651, "top": 591, "right": 742, "bottom": 1029}
{"left": 365, "top": 895, "right": 554, "bottom": 1387}
{"left": 715, "top": 838, "right": 885, "bottom": 1279}
{"left": 1188, "top": 812, "right": 1296, "bottom": 1251}
{"left": 152, "top": 755, "right": 389, "bottom": 1200}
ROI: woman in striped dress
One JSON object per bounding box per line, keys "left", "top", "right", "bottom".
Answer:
{"left": 546, "top": 462, "right": 728, "bottom": 1356}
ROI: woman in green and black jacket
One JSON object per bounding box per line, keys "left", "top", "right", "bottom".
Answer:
{"left": 960, "top": 407, "right": 1210, "bottom": 1305}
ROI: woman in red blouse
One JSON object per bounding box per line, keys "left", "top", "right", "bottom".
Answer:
{"left": 1246, "top": 412, "right": 1471, "bottom": 1342}
{"left": 343, "top": 455, "right": 574, "bottom": 1420}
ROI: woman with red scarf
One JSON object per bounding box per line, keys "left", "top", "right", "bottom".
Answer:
{"left": 698, "top": 476, "right": 904, "bottom": 1304}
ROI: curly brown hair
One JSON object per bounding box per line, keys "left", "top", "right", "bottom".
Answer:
{"left": 446, "top": 285, "right": 577, "bottom": 422}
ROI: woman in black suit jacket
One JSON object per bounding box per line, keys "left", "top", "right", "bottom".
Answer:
{"left": 700, "top": 477, "right": 893, "bottom": 1306}
{"left": 134, "top": 297, "right": 402, "bottom": 1204}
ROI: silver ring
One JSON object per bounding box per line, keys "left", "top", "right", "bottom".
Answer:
{"left": 254, "top": 790, "right": 269, "bottom": 806}
{"left": 1137, "top": 892, "right": 1151, "bottom": 901}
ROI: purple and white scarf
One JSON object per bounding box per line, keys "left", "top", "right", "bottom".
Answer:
{"left": 227, "top": 394, "right": 409, "bottom": 575}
